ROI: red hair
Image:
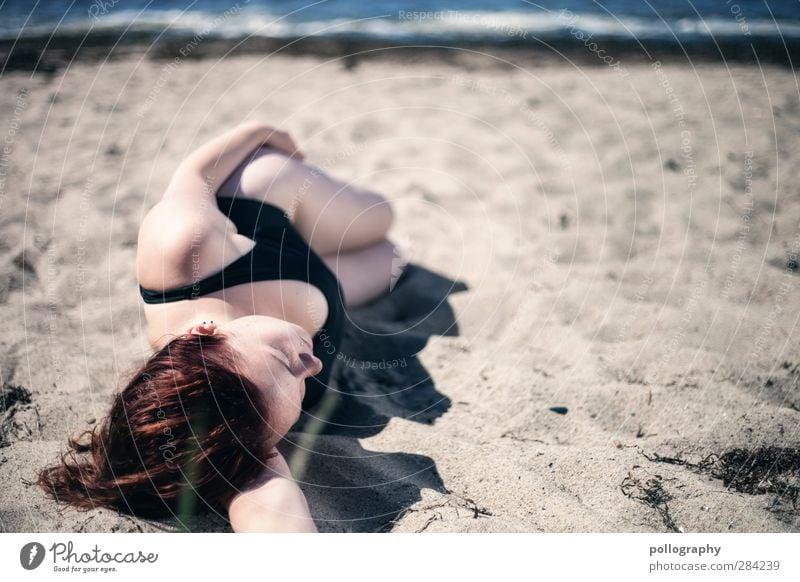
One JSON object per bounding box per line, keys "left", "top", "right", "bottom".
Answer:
{"left": 37, "top": 333, "right": 276, "bottom": 520}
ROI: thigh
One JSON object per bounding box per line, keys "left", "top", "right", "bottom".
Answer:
{"left": 216, "top": 146, "right": 301, "bottom": 219}
{"left": 218, "top": 147, "right": 393, "bottom": 256}
{"left": 322, "top": 239, "right": 404, "bottom": 308}
{"left": 294, "top": 168, "right": 394, "bottom": 257}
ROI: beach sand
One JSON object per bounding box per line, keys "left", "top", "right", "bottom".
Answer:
{"left": 1, "top": 50, "right": 798, "bottom": 532}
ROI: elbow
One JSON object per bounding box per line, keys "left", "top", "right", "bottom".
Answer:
{"left": 230, "top": 509, "right": 318, "bottom": 533}
{"left": 169, "top": 160, "right": 213, "bottom": 192}
{"left": 228, "top": 478, "right": 318, "bottom": 533}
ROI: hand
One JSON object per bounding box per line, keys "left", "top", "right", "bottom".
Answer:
{"left": 264, "top": 129, "right": 305, "bottom": 161}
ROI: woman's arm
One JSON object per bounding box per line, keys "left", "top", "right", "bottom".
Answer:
{"left": 163, "top": 122, "right": 304, "bottom": 203}
{"left": 227, "top": 449, "right": 318, "bottom": 533}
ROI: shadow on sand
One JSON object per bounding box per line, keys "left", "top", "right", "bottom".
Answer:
{"left": 282, "top": 264, "right": 468, "bottom": 532}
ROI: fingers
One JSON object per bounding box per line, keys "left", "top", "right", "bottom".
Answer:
{"left": 266, "top": 130, "right": 305, "bottom": 161}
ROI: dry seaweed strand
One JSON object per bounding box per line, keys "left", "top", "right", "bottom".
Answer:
{"left": 639, "top": 446, "right": 800, "bottom": 514}
{"left": 620, "top": 470, "right": 681, "bottom": 532}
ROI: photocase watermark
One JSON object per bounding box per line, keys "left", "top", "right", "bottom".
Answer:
{"left": 88, "top": 0, "right": 121, "bottom": 20}
{"left": 451, "top": 74, "right": 572, "bottom": 172}
{"left": 52, "top": 541, "right": 157, "bottom": 573}
{"left": 652, "top": 60, "right": 696, "bottom": 198}
{"left": 0, "top": 87, "right": 28, "bottom": 213}
{"left": 135, "top": 373, "right": 178, "bottom": 466}
{"left": 43, "top": 240, "right": 66, "bottom": 388}
{"left": 315, "top": 328, "right": 338, "bottom": 357}
{"left": 137, "top": 1, "right": 250, "bottom": 119}
{"left": 188, "top": 175, "right": 217, "bottom": 298}
{"left": 720, "top": 150, "right": 754, "bottom": 300}
{"left": 306, "top": 280, "right": 410, "bottom": 373}
{"left": 749, "top": 228, "right": 800, "bottom": 361}
{"left": 397, "top": 9, "right": 529, "bottom": 39}
{"left": 337, "top": 352, "right": 408, "bottom": 371}
{"left": 315, "top": 139, "right": 370, "bottom": 171}
{"left": 558, "top": 9, "right": 629, "bottom": 78}
{"left": 73, "top": 178, "right": 94, "bottom": 296}
{"left": 293, "top": 139, "right": 370, "bottom": 217}
{"left": 397, "top": 10, "right": 450, "bottom": 21}
{"left": 20, "top": 542, "right": 46, "bottom": 570}
{"left": 725, "top": 0, "right": 752, "bottom": 36}
{"left": 20, "top": 540, "right": 158, "bottom": 573}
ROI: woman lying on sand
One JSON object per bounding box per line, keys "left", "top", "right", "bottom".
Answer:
{"left": 38, "top": 122, "right": 400, "bottom": 532}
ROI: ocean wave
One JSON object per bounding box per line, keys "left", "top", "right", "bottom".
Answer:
{"left": 2, "top": 9, "right": 800, "bottom": 43}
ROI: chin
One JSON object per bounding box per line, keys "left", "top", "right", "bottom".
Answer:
{"left": 273, "top": 407, "right": 303, "bottom": 438}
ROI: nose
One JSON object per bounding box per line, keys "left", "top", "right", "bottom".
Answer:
{"left": 299, "top": 352, "right": 324, "bottom": 377}
{"left": 292, "top": 325, "right": 314, "bottom": 350}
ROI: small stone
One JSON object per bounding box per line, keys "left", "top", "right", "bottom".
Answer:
{"left": 549, "top": 406, "right": 568, "bottom": 415}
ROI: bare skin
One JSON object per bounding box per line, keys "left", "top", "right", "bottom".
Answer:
{"left": 135, "top": 123, "right": 401, "bottom": 532}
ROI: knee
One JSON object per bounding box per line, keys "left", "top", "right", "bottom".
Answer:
{"left": 239, "top": 149, "right": 310, "bottom": 211}
{"left": 361, "top": 191, "right": 394, "bottom": 240}
{"left": 241, "top": 148, "right": 304, "bottom": 191}
{"left": 378, "top": 197, "right": 394, "bottom": 233}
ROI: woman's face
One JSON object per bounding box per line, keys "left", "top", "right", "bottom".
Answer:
{"left": 209, "top": 315, "right": 322, "bottom": 439}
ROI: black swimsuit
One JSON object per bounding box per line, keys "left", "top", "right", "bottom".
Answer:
{"left": 139, "top": 195, "right": 346, "bottom": 412}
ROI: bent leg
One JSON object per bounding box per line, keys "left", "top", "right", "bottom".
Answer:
{"left": 294, "top": 170, "right": 393, "bottom": 257}
{"left": 217, "top": 146, "right": 393, "bottom": 256}
{"left": 322, "top": 239, "right": 407, "bottom": 308}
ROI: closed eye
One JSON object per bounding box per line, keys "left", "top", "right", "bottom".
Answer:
{"left": 276, "top": 353, "right": 293, "bottom": 373}
{"left": 275, "top": 346, "right": 298, "bottom": 375}
{"left": 263, "top": 344, "right": 294, "bottom": 375}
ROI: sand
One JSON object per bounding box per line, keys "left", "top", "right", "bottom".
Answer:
{"left": 1, "top": 49, "right": 798, "bottom": 533}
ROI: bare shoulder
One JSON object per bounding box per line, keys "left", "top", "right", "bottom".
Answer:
{"left": 135, "top": 199, "right": 220, "bottom": 289}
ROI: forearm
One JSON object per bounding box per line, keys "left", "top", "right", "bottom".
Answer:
{"left": 175, "top": 122, "right": 273, "bottom": 194}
